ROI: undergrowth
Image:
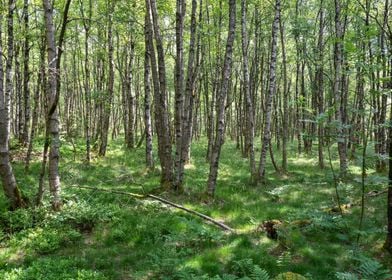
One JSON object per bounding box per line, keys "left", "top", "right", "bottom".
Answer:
{"left": 0, "top": 138, "right": 391, "bottom": 279}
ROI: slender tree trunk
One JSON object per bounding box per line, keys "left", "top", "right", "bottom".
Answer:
{"left": 206, "top": 0, "right": 236, "bottom": 196}
{"left": 386, "top": 37, "right": 392, "bottom": 249}
{"left": 117, "top": 40, "right": 128, "bottom": 146}
{"left": 35, "top": 46, "right": 49, "bottom": 206}
{"left": 301, "top": 58, "right": 308, "bottom": 153}
{"left": 181, "top": 0, "right": 200, "bottom": 166}
{"left": 334, "top": 0, "right": 348, "bottom": 177}
{"left": 383, "top": 0, "right": 392, "bottom": 253}
{"left": 386, "top": 103, "right": 392, "bottom": 251}
{"left": 146, "top": 0, "right": 173, "bottom": 188}
{"left": 175, "top": 0, "right": 200, "bottom": 184}
{"left": 22, "top": 0, "right": 30, "bottom": 145}
{"left": 385, "top": 45, "right": 392, "bottom": 252}
{"left": 99, "top": 1, "right": 114, "bottom": 157}
{"left": 25, "top": 35, "right": 45, "bottom": 171}
{"left": 144, "top": 11, "right": 154, "bottom": 170}
{"left": 257, "top": 0, "right": 280, "bottom": 182}
{"left": 80, "top": 0, "right": 92, "bottom": 163}
{"left": 279, "top": 14, "right": 288, "bottom": 173}
{"left": 316, "top": 0, "right": 325, "bottom": 169}
{"left": 205, "top": 1, "right": 220, "bottom": 162}
{"left": 40, "top": 0, "right": 71, "bottom": 209}
{"left": 43, "top": 0, "right": 61, "bottom": 209}
{"left": 16, "top": 44, "right": 23, "bottom": 143}
{"left": 376, "top": 0, "right": 389, "bottom": 173}
{"left": 294, "top": 0, "right": 302, "bottom": 155}
{"left": 174, "top": 0, "right": 186, "bottom": 190}
{"left": 241, "top": 0, "right": 256, "bottom": 180}
{"left": 124, "top": 43, "right": 136, "bottom": 149}
{"left": 0, "top": 0, "right": 25, "bottom": 210}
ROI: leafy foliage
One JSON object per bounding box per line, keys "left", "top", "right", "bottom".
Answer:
{"left": 1, "top": 258, "right": 107, "bottom": 280}
{"left": 231, "top": 258, "right": 270, "bottom": 279}
{"left": 335, "top": 272, "right": 359, "bottom": 280}
{"left": 1, "top": 139, "right": 391, "bottom": 279}
{"left": 356, "top": 256, "right": 392, "bottom": 280}
{"left": 275, "top": 272, "right": 308, "bottom": 280}
{"left": 336, "top": 256, "right": 392, "bottom": 280}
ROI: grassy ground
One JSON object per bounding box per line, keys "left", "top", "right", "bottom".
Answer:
{"left": 0, "top": 137, "right": 391, "bottom": 279}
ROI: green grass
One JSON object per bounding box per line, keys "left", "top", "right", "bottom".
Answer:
{"left": 0, "top": 137, "right": 391, "bottom": 279}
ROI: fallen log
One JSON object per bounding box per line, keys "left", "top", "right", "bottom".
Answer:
{"left": 367, "top": 189, "right": 388, "bottom": 197}
{"left": 71, "top": 185, "right": 145, "bottom": 198}
{"left": 70, "top": 185, "right": 235, "bottom": 233}
{"left": 147, "top": 193, "right": 235, "bottom": 232}
{"left": 325, "top": 189, "right": 388, "bottom": 214}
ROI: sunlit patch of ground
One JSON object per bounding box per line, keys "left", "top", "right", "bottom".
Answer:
{"left": 0, "top": 138, "right": 391, "bottom": 279}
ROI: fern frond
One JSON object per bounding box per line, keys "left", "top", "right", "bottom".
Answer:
{"left": 250, "top": 265, "right": 270, "bottom": 280}
{"left": 335, "top": 272, "right": 359, "bottom": 280}
{"left": 356, "top": 257, "right": 392, "bottom": 280}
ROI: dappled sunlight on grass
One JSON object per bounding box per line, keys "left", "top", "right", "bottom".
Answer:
{"left": 1, "top": 138, "right": 391, "bottom": 279}
{"left": 349, "top": 165, "right": 362, "bottom": 175}
{"left": 288, "top": 156, "right": 318, "bottom": 165}
{"left": 185, "top": 163, "right": 196, "bottom": 170}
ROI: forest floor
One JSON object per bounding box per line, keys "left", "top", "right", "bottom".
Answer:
{"left": 0, "top": 138, "right": 391, "bottom": 279}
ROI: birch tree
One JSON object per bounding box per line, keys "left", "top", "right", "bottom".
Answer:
{"left": 0, "top": 0, "right": 25, "bottom": 209}
{"left": 206, "top": 0, "right": 236, "bottom": 196}
{"left": 257, "top": 0, "right": 280, "bottom": 182}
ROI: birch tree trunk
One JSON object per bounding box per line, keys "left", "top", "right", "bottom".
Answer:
{"left": 206, "top": 0, "right": 236, "bottom": 196}
{"left": 181, "top": 0, "right": 200, "bottom": 167}
{"left": 127, "top": 75, "right": 135, "bottom": 150}
{"left": 41, "top": 0, "right": 71, "bottom": 209}
{"left": 383, "top": 0, "right": 392, "bottom": 254}
{"left": 279, "top": 14, "right": 288, "bottom": 173}
{"left": 80, "top": 0, "right": 92, "bottom": 163}
{"left": 294, "top": 0, "right": 302, "bottom": 155}
{"left": 316, "top": 0, "right": 325, "bottom": 169}
{"left": 152, "top": 0, "right": 173, "bottom": 188}
{"left": 22, "top": 0, "right": 30, "bottom": 145}
{"left": 16, "top": 44, "right": 23, "bottom": 142}
{"left": 144, "top": 11, "right": 154, "bottom": 170}
{"left": 99, "top": 1, "right": 114, "bottom": 157}
{"left": 376, "top": 0, "right": 389, "bottom": 173}
{"left": 334, "top": 0, "right": 348, "bottom": 177}
{"left": 257, "top": 0, "right": 280, "bottom": 182}
{"left": 25, "top": 35, "right": 45, "bottom": 171}
{"left": 174, "top": 0, "right": 186, "bottom": 190}
{"left": 146, "top": 0, "right": 173, "bottom": 188}
{"left": 43, "top": 0, "right": 61, "bottom": 210}
{"left": 386, "top": 75, "right": 392, "bottom": 252}
{"left": 0, "top": 0, "right": 25, "bottom": 210}
{"left": 241, "top": 0, "right": 256, "bottom": 180}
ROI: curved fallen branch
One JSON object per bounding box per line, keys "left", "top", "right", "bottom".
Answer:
{"left": 367, "top": 189, "right": 388, "bottom": 197}
{"left": 70, "top": 185, "right": 145, "bottom": 198}
{"left": 147, "top": 193, "right": 235, "bottom": 232}
{"left": 70, "top": 185, "right": 235, "bottom": 233}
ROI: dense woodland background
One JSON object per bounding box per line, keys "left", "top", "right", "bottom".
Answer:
{"left": 0, "top": 0, "right": 392, "bottom": 278}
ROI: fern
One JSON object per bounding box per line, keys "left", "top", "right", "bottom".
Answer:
{"left": 358, "top": 258, "right": 382, "bottom": 278}
{"left": 275, "top": 272, "right": 308, "bottom": 279}
{"left": 356, "top": 257, "right": 392, "bottom": 280}
{"left": 229, "top": 259, "right": 270, "bottom": 280}
{"left": 277, "top": 251, "right": 292, "bottom": 268}
{"left": 232, "top": 258, "right": 254, "bottom": 276}
{"left": 335, "top": 272, "right": 359, "bottom": 280}
{"left": 250, "top": 265, "right": 270, "bottom": 280}
{"left": 220, "top": 275, "right": 239, "bottom": 280}
{"left": 336, "top": 256, "right": 392, "bottom": 280}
